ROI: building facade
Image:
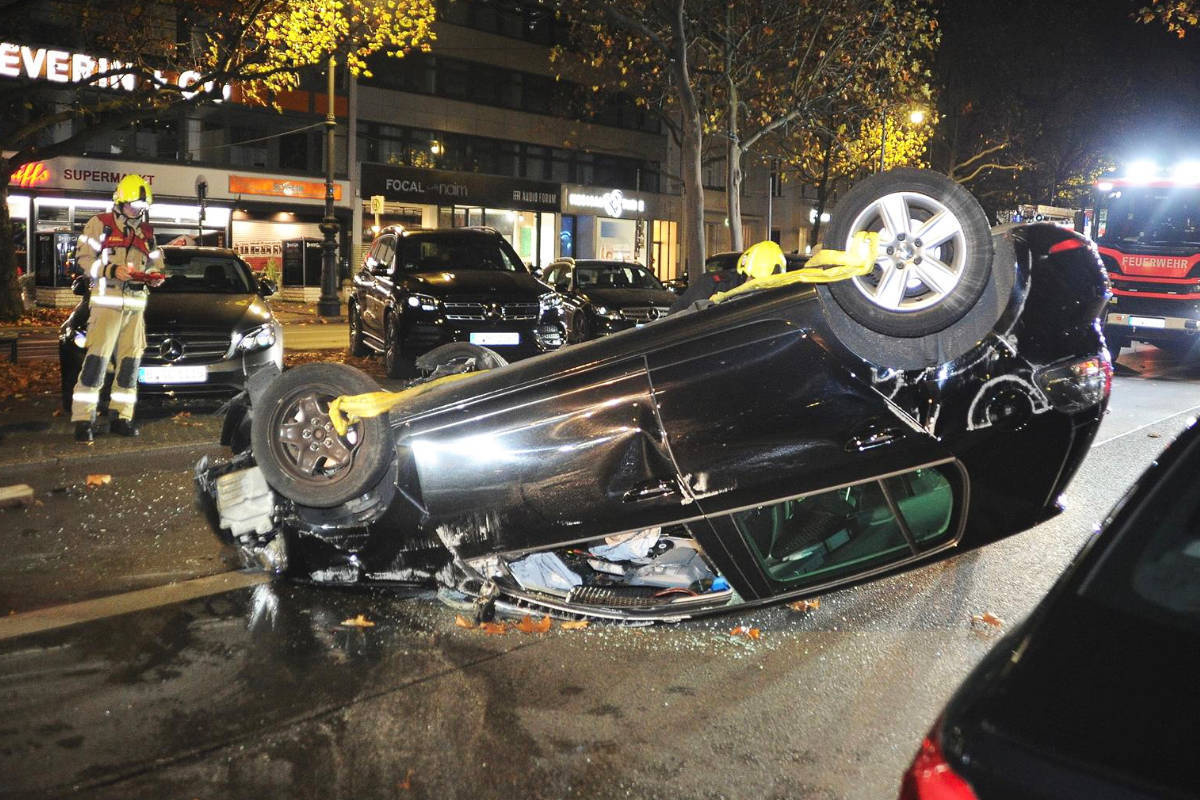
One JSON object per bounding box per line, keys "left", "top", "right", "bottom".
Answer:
{"left": 4, "top": 0, "right": 824, "bottom": 306}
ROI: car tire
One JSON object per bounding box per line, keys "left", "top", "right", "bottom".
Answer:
{"left": 822, "top": 168, "right": 993, "bottom": 338}
{"left": 251, "top": 362, "right": 395, "bottom": 508}
{"left": 59, "top": 345, "right": 81, "bottom": 412}
{"left": 348, "top": 303, "right": 369, "bottom": 357}
{"left": 570, "top": 311, "right": 591, "bottom": 343}
{"left": 383, "top": 312, "right": 416, "bottom": 379}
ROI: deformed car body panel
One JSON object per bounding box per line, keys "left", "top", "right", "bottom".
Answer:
{"left": 198, "top": 224, "right": 1113, "bottom": 621}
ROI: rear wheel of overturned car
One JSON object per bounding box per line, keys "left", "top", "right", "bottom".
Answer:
{"left": 251, "top": 362, "right": 394, "bottom": 508}
{"left": 817, "top": 168, "right": 997, "bottom": 368}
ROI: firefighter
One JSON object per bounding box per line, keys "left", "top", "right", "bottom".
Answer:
{"left": 668, "top": 240, "right": 787, "bottom": 314}
{"left": 70, "top": 174, "right": 165, "bottom": 443}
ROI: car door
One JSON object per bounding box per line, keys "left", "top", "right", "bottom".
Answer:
{"left": 643, "top": 302, "right": 960, "bottom": 598}
{"left": 358, "top": 234, "right": 396, "bottom": 341}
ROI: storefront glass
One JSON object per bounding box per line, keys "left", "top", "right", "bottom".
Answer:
{"left": 596, "top": 217, "right": 637, "bottom": 262}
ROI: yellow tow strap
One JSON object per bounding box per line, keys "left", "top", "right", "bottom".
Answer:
{"left": 328, "top": 370, "right": 484, "bottom": 435}
{"left": 327, "top": 232, "right": 879, "bottom": 430}
{"left": 710, "top": 231, "right": 879, "bottom": 304}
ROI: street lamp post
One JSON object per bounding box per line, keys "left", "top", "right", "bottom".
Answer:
{"left": 317, "top": 54, "right": 341, "bottom": 318}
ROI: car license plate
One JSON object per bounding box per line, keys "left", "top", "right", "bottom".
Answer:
{"left": 1129, "top": 316, "right": 1166, "bottom": 329}
{"left": 469, "top": 332, "right": 520, "bottom": 346}
{"left": 138, "top": 365, "right": 208, "bottom": 384}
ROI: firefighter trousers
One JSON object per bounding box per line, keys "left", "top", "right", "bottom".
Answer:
{"left": 70, "top": 302, "right": 147, "bottom": 423}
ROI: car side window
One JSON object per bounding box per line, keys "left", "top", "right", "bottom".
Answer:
{"left": 732, "top": 465, "right": 961, "bottom": 587}
{"left": 371, "top": 235, "right": 396, "bottom": 275}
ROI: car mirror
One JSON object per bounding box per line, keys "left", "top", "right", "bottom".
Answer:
{"left": 72, "top": 275, "right": 91, "bottom": 297}
{"left": 532, "top": 266, "right": 544, "bottom": 279}
{"left": 259, "top": 278, "right": 277, "bottom": 297}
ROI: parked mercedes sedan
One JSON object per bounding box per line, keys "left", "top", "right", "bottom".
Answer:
{"left": 541, "top": 259, "right": 677, "bottom": 340}
{"left": 196, "top": 169, "right": 1114, "bottom": 624}
{"left": 901, "top": 418, "right": 1200, "bottom": 800}
{"left": 58, "top": 246, "right": 282, "bottom": 410}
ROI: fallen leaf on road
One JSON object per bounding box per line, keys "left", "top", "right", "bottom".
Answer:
{"left": 1148, "top": 433, "right": 1162, "bottom": 439}
{"left": 515, "top": 615, "right": 551, "bottom": 634}
{"left": 730, "top": 625, "right": 761, "bottom": 640}
{"left": 340, "top": 614, "right": 375, "bottom": 627}
{"left": 52, "top": 408, "right": 63, "bottom": 417}
{"left": 970, "top": 612, "right": 1004, "bottom": 628}
{"left": 788, "top": 598, "right": 820, "bottom": 613}
{"left": 454, "top": 615, "right": 477, "bottom": 629}
{"left": 398, "top": 768, "right": 414, "bottom": 791}
{"left": 85, "top": 474, "right": 111, "bottom": 487}
{"left": 481, "top": 621, "right": 508, "bottom": 635}
{"left": 560, "top": 620, "right": 589, "bottom": 631}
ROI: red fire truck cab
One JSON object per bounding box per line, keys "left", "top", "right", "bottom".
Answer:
{"left": 1092, "top": 168, "right": 1200, "bottom": 358}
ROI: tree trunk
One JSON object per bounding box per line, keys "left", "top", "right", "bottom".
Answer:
{"left": 0, "top": 161, "right": 22, "bottom": 322}
{"left": 808, "top": 139, "right": 833, "bottom": 246}
{"left": 727, "top": 143, "right": 743, "bottom": 252}
{"left": 669, "top": 0, "right": 706, "bottom": 284}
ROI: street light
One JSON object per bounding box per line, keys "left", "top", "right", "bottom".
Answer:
{"left": 317, "top": 54, "right": 342, "bottom": 318}
{"left": 879, "top": 105, "right": 927, "bottom": 173}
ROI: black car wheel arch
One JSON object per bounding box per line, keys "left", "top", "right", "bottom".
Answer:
{"left": 821, "top": 169, "right": 994, "bottom": 357}
{"left": 348, "top": 302, "right": 369, "bottom": 357}
{"left": 383, "top": 311, "right": 415, "bottom": 379}
{"left": 251, "top": 363, "right": 395, "bottom": 508}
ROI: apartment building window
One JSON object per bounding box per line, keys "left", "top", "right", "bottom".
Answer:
{"left": 437, "top": 0, "right": 561, "bottom": 46}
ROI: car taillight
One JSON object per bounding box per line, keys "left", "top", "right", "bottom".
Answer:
{"left": 1048, "top": 237, "right": 1085, "bottom": 255}
{"left": 899, "top": 733, "right": 980, "bottom": 800}
{"left": 1034, "top": 354, "right": 1113, "bottom": 413}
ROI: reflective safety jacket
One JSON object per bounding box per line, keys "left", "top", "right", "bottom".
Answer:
{"left": 75, "top": 210, "right": 164, "bottom": 311}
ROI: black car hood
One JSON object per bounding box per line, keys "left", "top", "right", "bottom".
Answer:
{"left": 402, "top": 270, "right": 548, "bottom": 298}
{"left": 580, "top": 287, "right": 677, "bottom": 307}
{"left": 143, "top": 293, "right": 272, "bottom": 333}
{"left": 960, "top": 597, "right": 1196, "bottom": 797}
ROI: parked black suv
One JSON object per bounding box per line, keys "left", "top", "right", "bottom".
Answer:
{"left": 348, "top": 227, "right": 566, "bottom": 376}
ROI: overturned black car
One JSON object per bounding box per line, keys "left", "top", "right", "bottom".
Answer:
{"left": 197, "top": 170, "right": 1113, "bottom": 623}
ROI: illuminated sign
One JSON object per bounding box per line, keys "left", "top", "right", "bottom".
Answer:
{"left": 0, "top": 42, "right": 230, "bottom": 100}
{"left": 229, "top": 175, "right": 341, "bottom": 201}
{"left": 10, "top": 161, "right": 48, "bottom": 188}
{"left": 566, "top": 189, "right": 645, "bottom": 218}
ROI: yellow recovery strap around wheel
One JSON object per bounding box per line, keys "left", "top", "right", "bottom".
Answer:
{"left": 709, "top": 231, "right": 879, "bottom": 303}
{"left": 327, "top": 231, "right": 879, "bottom": 433}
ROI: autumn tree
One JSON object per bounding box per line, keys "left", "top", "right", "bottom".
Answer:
{"left": 699, "top": 0, "right": 938, "bottom": 250}
{"left": 554, "top": 0, "right": 720, "bottom": 281}
{"left": 0, "top": 0, "right": 435, "bottom": 320}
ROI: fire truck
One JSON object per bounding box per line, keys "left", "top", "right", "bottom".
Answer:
{"left": 1092, "top": 166, "right": 1200, "bottom": 358}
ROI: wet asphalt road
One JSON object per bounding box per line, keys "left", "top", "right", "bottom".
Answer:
{"left": 0, "top": 345, "right": 1197, "bottom": 800}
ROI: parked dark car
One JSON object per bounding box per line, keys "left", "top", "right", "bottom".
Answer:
{"left": 347, "top": 226, "right": 566, "bottom": 376}
{"left": 196, "top": 169, "right": 1113, "bottom": 623}
{"left": 542, "top": 259, "right": 677, "bottom": 340}
{"left": 58, "top": 246, "right": 282, "bottom": 410}
{"left": 901, "top": 418, "right": 1200, "bottom": 800}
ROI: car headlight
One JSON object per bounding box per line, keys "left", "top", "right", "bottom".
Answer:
{"left": 406, "top": 293, "right": 439, "bottom": 312}
{"left": 594, "top": 305, "right": 622, "bottom": 320}
{"left": 237, "top": 323, "right": 278, "bottom": 352}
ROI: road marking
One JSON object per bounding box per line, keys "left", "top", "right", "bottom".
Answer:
{"left": 1093, "top": 403, "right": 1200, "bottom": 448}
{"left": 0, "top": 571, "right": 270, "bottom": 641}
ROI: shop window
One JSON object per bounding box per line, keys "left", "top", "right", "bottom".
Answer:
{"left": 733, "top": 467, "right": 958, "bottom": 587}
{"left": 279, "top": 132, "right": 310, "bottom": 171}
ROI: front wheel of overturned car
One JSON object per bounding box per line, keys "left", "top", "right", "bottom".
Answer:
{"left": 823, "top": 168, "right": 993, "bottom": 338}
{"left": 251, "top": 362, "right": 394, "bottom": 508}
